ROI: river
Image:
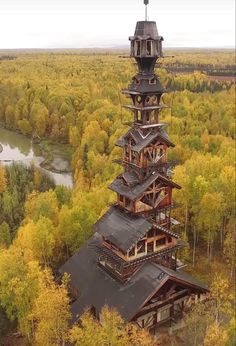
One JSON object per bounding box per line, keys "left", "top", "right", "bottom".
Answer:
{"left": 0, "top": 127, "right": 73, "bottom": 188}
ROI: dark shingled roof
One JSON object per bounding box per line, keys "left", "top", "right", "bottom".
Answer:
{"left": 132, "top": 21, "right": 159, "bottom": 39}
{"left": 59, "top": 235, "right": 209, "bottom": 323}
{"left": 93, "top": 205, "right": 152, "bottom": 252}
{"left": 122, "top": 77, "right": 164, "bottom": 95}
{"left": 116, "top": 128, "right": 174, "bottom": 152}
{"left": 122, "top": 171, "right": 139, "bottom": 185}
{"left": 109, "top": 171, "right": 181, "bottom": 200}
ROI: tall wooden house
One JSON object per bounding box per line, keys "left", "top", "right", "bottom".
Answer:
{"left": 60, "top": 1, "right": 208, "bottom": 332}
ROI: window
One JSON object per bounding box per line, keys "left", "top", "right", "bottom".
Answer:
{"left": 147, "top": 40, "right": 152, "bottom": 56}
{"left": 137, "top": 240, "right": 146, "bottom": 254}
{"left": 149, "top": 78, "right": 156, "bottom": 85}
{"left": 136, "top": 95, "right": 142, "bottom": 104}
{"left": 119, "top": 195, "right": 124, "bottom": 203}
{"left": 158, "top": 271, "right": 165, "bottom": 280}
{"left": 125, "top": 197, "right": 132, "bottom": 209}
{"left": 147, "top": 242, "right": 154, "bottom": 253}
{"left": 158, "top": 190, "right": 166, "bottom": 200}
{"left": 167, "top": 236, "right": 172, "bottom": 243}
{"left": 128, "top": 247, "right": 135, "bottom": 257}
{"left": 131, "top": 41, "right": 135, "bottom": 55}
{"left": 151, "top": 95, "right": 157, "bottom": 104}
{"left": 131, "top": 150, "right": 138, "bottom": 163}
{"left": 156, "top": 237, "right": 166, "bottom": 247}
{"left": 159, "top": 307, "right": 170, "bottom": 321}
{"left": 135, "top": 40, "right": 141, "bottom": 56}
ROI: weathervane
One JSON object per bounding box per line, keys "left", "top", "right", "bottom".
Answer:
{"left": 144, "top": 0, "right": 149, "bottom": 21}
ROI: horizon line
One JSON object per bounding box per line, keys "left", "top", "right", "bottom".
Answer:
{"left": 0, "top": 46, "right": 235, "bottom": 51}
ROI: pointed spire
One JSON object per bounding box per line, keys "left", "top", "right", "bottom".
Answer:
{"left": 144, "top": 0, "right": 149, "bottom": 21}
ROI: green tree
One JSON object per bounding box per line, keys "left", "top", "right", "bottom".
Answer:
{"left": 0, "top": 222, "right": 11, "bottom": 248}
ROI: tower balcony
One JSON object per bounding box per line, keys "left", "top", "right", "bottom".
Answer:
{"left": 122, "top": 154, "right": 168, "bottom": 171}
{"left": 93, "top": 242, "right": 181, "bottom": 282}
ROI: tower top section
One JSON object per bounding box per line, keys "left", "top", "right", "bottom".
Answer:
{"left": 133, "top": 21, "right": 159, "bottom": 39}
{"left": 129, "top": 20, "right": 163, "bottom": 64}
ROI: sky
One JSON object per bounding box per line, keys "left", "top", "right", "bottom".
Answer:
{"left": 0, "top": 0, "right": 235, "bottom": 49}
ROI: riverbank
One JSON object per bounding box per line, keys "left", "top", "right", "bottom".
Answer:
{"left": 34, "top": 139, "right": 73, "bottom": 174}
{"left": 0, "top": 127, "right": 74, "bottom": 187}
{"left": 0, "top": 123, "right": 73, "bottom": 174}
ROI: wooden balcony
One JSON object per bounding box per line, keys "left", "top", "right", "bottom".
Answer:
{"left": 93, "top": 242, "right": 180, "bottom": 271}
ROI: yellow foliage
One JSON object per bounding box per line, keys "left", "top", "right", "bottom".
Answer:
{"left": 203, "top": 323, "right": 228, "bottom": 346}
{"left": 69, "top": 306, "right": 155, "bottom": 346}
{"left": 29, "top": 268, "right": 71, "bottom": 346}
{"left": 0, "top": 164, "right": 7, "bottom": 193}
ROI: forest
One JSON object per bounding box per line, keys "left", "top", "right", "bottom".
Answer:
{"left": 0, "top": 49, "right": 235, "bottom": 345}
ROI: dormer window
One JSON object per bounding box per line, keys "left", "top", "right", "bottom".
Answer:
{"left": 149, "top": 78, "right": 156, "bottom": 85}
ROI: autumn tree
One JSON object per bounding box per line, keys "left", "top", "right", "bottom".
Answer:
{"left": 203, "top": 322, "right": 228, "bottom": 346}
{"left": 14, "top": 218, "right": 56, "bottom": 265}
{"left": 0, "top": 165, "right": 7, "bottom": 193}
{"left": 30, "top": 269, "right": 71, "bottom": 346}
{"left": 0, "top": 247, "right": 42, "bottom": 336}
{"left": 24, "top": 190, "right": 59, "bottom": 225}
{"left": 69, "top": 306, "right": 155, "bottom": 346}
{"left": 181, "top": 301, "right": 214, "bottom": 346}
{"left": 197, "top": 192, "right": 225, "bottom": 259}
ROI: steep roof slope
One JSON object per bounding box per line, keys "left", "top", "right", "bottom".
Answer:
{"left": 59, "top": 235, "right": 208, "bottom": 324}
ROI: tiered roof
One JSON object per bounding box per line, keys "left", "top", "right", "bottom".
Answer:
{"left": 109, "top": 171, "right": 181, "bottom": 200}
{"left": 94, "top": 205, "right": 152, "bottom": 252}
{"left": 116, "top": 128, "right": 175, "bottom": 151}
{"left": 60, "top": 235, "right": 208, "bottom": 324}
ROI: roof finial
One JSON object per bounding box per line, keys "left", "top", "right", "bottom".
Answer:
{"left": 144, "top": 0, "right": 149, "bottom": 21}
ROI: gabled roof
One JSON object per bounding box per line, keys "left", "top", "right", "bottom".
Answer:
{"left": 59, "top": 235, "right": 209, "bottom": 323}
{"left": 116, "top": 128, "right": 174, "bottom": 152}
{"left": 109, "top": 171, "right": 181, "bottom": 201}
{"left": 93, "top": 205, "right": 152, "bottom": 252}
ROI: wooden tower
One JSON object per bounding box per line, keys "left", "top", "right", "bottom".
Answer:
{"left": 60, "top": 1, "right": 208, "bottom": 331}
{"left": 94, "top": 15, "right": 183, "bottom": 283}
